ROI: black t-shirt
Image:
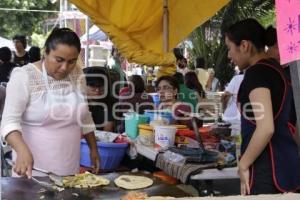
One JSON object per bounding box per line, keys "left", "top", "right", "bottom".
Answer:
{"left": 238, "top": 58, "right": 286, "bottom": 187}
{"left": 238, "top": 58, "right": 285, "bottom": 120}
{"left": 0, "top": 62, "right": 16, "bottom": 83}
{"left": 12, "top": 51, "right": 29, "bottom": 66}
{"left": 88, "top": 97, "right": 114, "bottom": 131}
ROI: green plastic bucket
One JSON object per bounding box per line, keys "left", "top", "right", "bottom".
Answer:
{"left": 125, "top": 113, "right": 149, "bottom": 139}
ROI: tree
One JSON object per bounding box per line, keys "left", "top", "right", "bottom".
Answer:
{"left": 0, "top": 0, "right": 58, "bottom": 41}
{"left": 188, "top": 0, "right": 275, "bottom": 88}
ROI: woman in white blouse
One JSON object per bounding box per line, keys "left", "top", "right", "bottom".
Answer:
{"left": 1, "top": 28, "right": 100, "bottom": 178}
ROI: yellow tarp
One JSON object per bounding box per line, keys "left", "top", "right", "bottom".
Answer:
{"left": 70, "top": 0, "right": 229, "bottom": 76}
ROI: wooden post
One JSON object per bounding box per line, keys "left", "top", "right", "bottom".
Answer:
{"left": 163, "top": 0, "right": 169, "bottom": 53}
{"left": 290, "top": 61, "right": 300, "bottom": 137}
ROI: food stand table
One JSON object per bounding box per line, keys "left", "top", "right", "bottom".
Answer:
{"left": 136, "top": 144, "right": 239, "bottom": 181}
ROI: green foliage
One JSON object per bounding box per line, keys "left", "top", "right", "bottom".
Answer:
{"left": 0, "top": 0, "right": 58, "bottom": 41}
{"left": 188, "top": 0, "right": 275, "bottom": 88}
{"left": 31, "top": 32, "right": 49, "bottom": 48}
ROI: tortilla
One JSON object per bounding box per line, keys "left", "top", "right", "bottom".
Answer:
{"left": 62, "top": 172, "right": 110, "bottom": 188}
{"left": 121, "top": 192, "right": 174, "bottom": 200}
{"left": 114, "top": 175, "right": 153, "bottom": 190}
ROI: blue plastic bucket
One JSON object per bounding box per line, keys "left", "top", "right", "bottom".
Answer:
{"left": 80, "top": 139, "right": 128, "bottom": 171}
{"left": 144, "top": 110, "right": 174, "bottom": 124}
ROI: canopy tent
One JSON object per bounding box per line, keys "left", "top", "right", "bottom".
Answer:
{"left": 0, "top": 36, "right": 13, "bottom": 49}
{"left": 69, "top": 0, "right": 229, "bottom": 76}
{"left": 80, "top": 25, "right": 108, "bottom": 42}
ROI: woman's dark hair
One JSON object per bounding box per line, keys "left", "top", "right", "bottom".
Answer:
{"left": 44, "top": 28, "right": 81, "bottom": 54}
{"left": 28, "top": 46, "right": 41, "bottom": 62}
{"left": 129, "top": 75, "right": 145, "bottom": 93}
{"left": 155, "top": 75, "right": 179, "bottom": 92}
{"left": 196, "top": 57, "right": 205, "bottom": 69}
{"left": 172, "top": 72, "right": 184, "bottom": 84}
{"left": 265, "top": 26, "right": 277, "bottom": 47}
{"left": 0, "top": 47, "right": 12, "bottom": 63}
{"left": 184, "top": 71, "right": 205, "bottom": 98}
{"left": 83, "top": 67, "right": 106, "bottom": 87}
{"left": 12, "top": 35, "right": 27, "bottom": 49}
{"left": 111, "top": 46, "right": 116, "bottom": 57}
{"left": 224, "top": 18, "right": 266, "bottom": 50}
{"left": 173, "top": 48, "right": 184, "bottom": 60}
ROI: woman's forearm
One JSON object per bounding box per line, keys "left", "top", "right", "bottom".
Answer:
{"left": 6, "top": 131, "right": 30, "bottom": 153}
{"left": 240, "top": 88, "right": 275, "bottom": 170}
{"left": 239, "top": 127, "right": 274, "bottom": 170}
{"left": 83, "top": 132, "right": 98, "bottom": 151}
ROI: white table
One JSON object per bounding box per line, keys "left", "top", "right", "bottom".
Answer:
{"left": 135, "top": 143, "right": 239, "bottom": 180}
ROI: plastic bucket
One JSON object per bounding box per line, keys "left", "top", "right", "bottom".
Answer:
{"left": 144, "top": 110, "right": 174, "bottom": 124}
{"left": 124, "top": 113, "right": 149, "bottom": 139}
{"left": 154, "top": 125, "right": 177, "bottom": 149}
{"left": 80, "top": 140, "right": 128, "bottom": 171}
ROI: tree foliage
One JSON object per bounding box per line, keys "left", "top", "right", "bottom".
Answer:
{"left": 188, "top": 0, "right": 275, "bottom": 88}
{"left": 0, "top": 0, "right": 58, "bottom": 41}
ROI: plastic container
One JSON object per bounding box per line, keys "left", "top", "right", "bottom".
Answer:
{"left": 154, "top": 125, "right": 177, "bottom": 149}
{"left": 144, "top": 110, "right": 174, "bottom": 124}
{"left": 149, "top": 93, "right": 160, "bottom": 107}
{"left": 138, "top": 127, "right": 154, "bottom": 146}
{"left": 80, "top": 139, "right": 128, "bottom": 171}
{"left": 124, "top": 113, "right": 149, "bottom": 139}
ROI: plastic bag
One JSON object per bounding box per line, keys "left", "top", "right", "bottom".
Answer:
{"left": 163, "top": 150, "right": 186, "bottom": 166}
{"left": 127, "top": 142, "right": 138, "bottom": 159}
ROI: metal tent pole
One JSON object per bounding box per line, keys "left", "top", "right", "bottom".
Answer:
{"left": 85, "top": 16, "right": 90, "bottom": 67}
{"left": 290, "top": 61, "right": 300, "bottom": 138}
{"left": 163, "top": 0, "right": 169, "bottom": 53}
{"left": 59, "top": 0, "right": 63, "bottom": 27}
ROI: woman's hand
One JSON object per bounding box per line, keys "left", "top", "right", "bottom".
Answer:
{"left": 238, "top": 164, "right": 250, "bottom": 195}
{"left": 14, "top": 145, "right": 34, "bottom": 178}
{"left": 83, "top": 132, "right": 100, "bottom": 173}
{"left": 90, "top": 148, "right": 100, "bottom": 174}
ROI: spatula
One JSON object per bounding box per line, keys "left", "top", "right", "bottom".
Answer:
{"left": 33, "top": 166, "right": 64, "bottom": 187}
{"left": 6, "top": 159, "right": 63, "bottom": 190}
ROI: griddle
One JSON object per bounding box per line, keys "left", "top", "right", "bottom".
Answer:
{"left": 1, "top": 172, "right": 189, "bottom": 200}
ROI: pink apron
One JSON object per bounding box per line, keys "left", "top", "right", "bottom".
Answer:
{"left": 13, "top": 64, "right": 89, "bottom": 176}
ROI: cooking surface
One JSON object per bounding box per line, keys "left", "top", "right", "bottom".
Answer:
{"left": 1, "top": 172, "right": 189, "bottom": 200}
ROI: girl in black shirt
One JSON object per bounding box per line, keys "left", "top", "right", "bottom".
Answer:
{"left": 224, "top": 19, "right": 300, "bottom": 195}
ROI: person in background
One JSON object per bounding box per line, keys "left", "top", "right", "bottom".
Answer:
{"left": 117, "top": 75, "right": 154, "bottom": 132}
{"left": 176, "top": 57, "right": 189, "bottom": 75}
{"left": 1, "top": 28, "right": 100, "bottom": 178}
{"left": 28, "top": 46, "right": 41, "bottom": 63}
{"left": 173, "top": 72, "right": 199, "bottom": 112}
{"left": 12, "top": 35, "right": 29, "bottom": 66}
{"left": 184, "top": 71, "right": 206, "bottom": 99}
{"left": 83, "top": 67, "right": 115, "bottom": 132}
{"left": 146, "top": 67, "right": 155, "bottom": 86}
{"left": 221, "top": 72, "right": 244, "bottom": 133}
{"left": 194, "top": 57, "right": 209, "bottom": 88}
{"left": 0, "top": 85, "right": 6, "bottom": 120}
{"left": 225, "top": 18, "right": 300, "bottom": 195}
{"left": 173, "top": 48, "right": 189, "bottom": 75}
{"left": 155, "top": 76, "right": 200, "bottom": 128}
{"left": 0, "top": 47, "right": 16, "bottom": 83}
{"left": 107, "top": 46, "right": 127, "bottom": 91}
{"left": 205, "top": 68, "right": 220, "bottom": 92}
